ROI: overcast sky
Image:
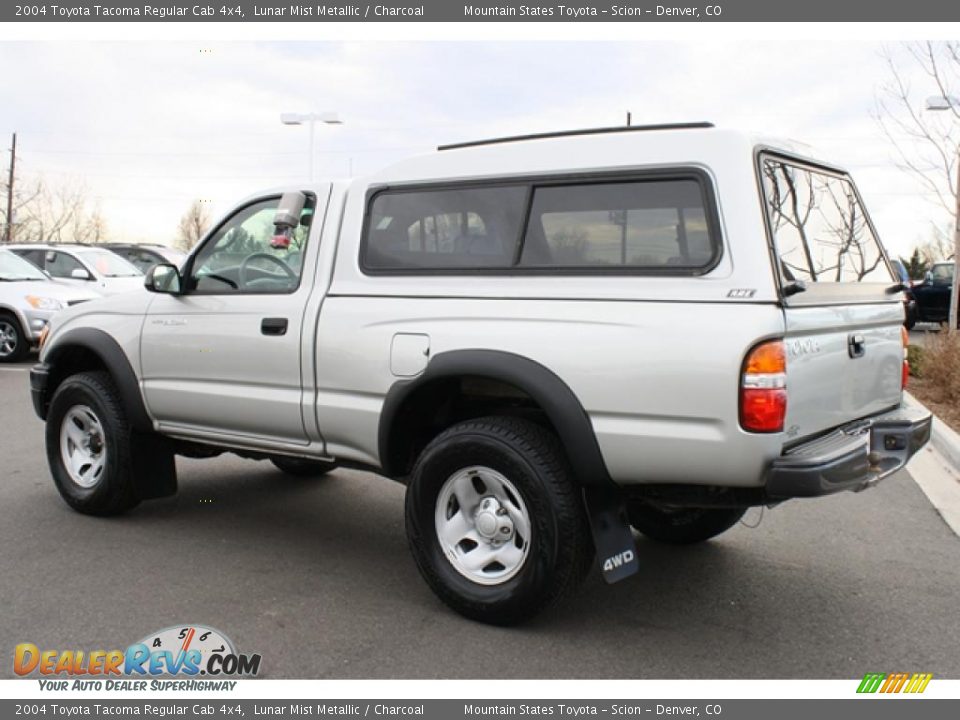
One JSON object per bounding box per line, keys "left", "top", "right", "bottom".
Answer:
{"left": 0, "top": 40, "right": 953, "bottom": 258}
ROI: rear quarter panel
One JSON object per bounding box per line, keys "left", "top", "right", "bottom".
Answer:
{"left": 314, "top": 297, "right": 786, "bottom": 487}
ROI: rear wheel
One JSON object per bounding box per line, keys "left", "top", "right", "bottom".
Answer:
{"left": 46, "top": 371, "right": 140, "bottom": 516}
{"left": 628, "top": 503, "right": 745, "bottom": 545}
{"left": 405, "top": 416, "right": 593, "bottom": 625}
{"left": 0, "top": 313, "right": 29, "bottom": 363}
{"left": 270, "top": 456, "right": 337, "bottom": 477}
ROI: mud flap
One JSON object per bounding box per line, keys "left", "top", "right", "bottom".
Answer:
{"left": 131, "top": 431, "right": 178, "bottom": 500}
{"left": 582, "top": 485, "right": 639, "bottom": 584}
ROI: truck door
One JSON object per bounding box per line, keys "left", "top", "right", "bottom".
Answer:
{"left": 140, "top": 187, "right": 331, "bottom": 445}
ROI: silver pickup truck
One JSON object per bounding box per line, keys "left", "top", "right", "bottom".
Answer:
{"left": 29, "top": 124, "right": 931, "bottom": 624}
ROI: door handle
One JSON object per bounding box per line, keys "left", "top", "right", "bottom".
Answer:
{"left": 261, "top": 318, "right": 288, "bottom": 336}
{"left": 848, "top": 333, "right": 865, "bottom": 358}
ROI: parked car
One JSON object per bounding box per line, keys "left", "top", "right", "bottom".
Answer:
{"left": 8, "top": 244, "right": 144, "bottom": 296}
{"left": 103, "top": 243, "right": 187, "bottom": 273}
{"left": 890, "top": 258, "right": 919, "bottom": 329}
{"left": 0, "top": 249, "right": 99, "bottom": 362}
{"left": 910, "top": 261, "right": 956, "bottom": 327}
{"left": 29, "top": 124, "right": 931, "bottom": 624}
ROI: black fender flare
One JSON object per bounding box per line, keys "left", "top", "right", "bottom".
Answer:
{"left": 43, "top": 327, "right": 153, "bottom": 432}
{"left": 378, "top": 349, "right": 613, "bottom": 486}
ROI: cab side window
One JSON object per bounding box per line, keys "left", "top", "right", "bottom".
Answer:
{"left": 45, "top": 252, "right": 88, "bottom": 279}
{"left": 188, "top": 195, "right": 316, "bottom": 294}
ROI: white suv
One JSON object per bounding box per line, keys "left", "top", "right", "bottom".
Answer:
{"left": 9, "top": 244, "right": 144, "bottom": 296}
{"left": 29, "top": 124, "right": 931, "bottom": 623}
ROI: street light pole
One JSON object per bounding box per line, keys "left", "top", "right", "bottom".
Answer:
{"left": 925, "top": 96, "right": 960, "bottom": 333}
{"left": 280, "top": 112, "right": 342, "bottom": 182}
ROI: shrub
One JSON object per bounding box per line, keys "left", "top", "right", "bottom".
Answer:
{"left": 907, "top": 344, "right": 925, "bottom": 377}
{"left": 914, "top": 331, "right": 960, "bottom": 398}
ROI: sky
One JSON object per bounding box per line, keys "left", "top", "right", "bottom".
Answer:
{"left": 0, "top": 40, "right": 955, "bottom": 259}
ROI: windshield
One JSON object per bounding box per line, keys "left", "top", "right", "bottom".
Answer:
{"left": 77, "top": 249, "right": 143, "bottom": 277}
{"left": 0, "top": 250, "right": 48, "bottom": 281}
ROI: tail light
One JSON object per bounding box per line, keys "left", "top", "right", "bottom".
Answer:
{"left": 901, "top": 326, "right": 909, "bottom": 390}
{"left": 740, "top": 340, "right": 787, "bottom": 433}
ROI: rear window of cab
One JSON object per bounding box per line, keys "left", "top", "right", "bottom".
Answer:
{"left": 361, "top": 172, "right": 721, "bottom": 275}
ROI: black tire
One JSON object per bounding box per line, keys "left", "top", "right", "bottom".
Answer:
{"left": 270, "top": 456, "right": 338, "bottom": 477}
{"left": 627, "top": 503, "right": 745, "bottom": 545}
{"left": 405, "top": 416, "right": 593, "bottom": 625}
{"left": 45, "top": 371, "right": 140, "bottom": 516}
{"left": 0, "top": 312, "right": 29, "bottom": 363}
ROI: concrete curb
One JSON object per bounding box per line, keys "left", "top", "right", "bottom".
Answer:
{"left": 905, "top": 391, "right": 960, "bottom": 471}
{"left": 904, "top": 391, "right": 960, "bottom": 538}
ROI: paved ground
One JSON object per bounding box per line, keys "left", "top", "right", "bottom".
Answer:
{"left": 1, "top": 359, "right": 959, "bottom": 679}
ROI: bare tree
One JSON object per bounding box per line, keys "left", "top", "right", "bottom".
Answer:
{"left": 176, "top": 199, "right": 212, "bottom": 251}
{"left": 915, "top": 224, "right": 955, "bottom": 264}
{"left": 0, "top": 175, "right": 43, "bottom": 243}
{"left": 12, "top": 178, "right": 105, "bottom": 245}
{"left": 876, "top": 42, "right": 960, "bottom": 328}
{"left": 875, "top": 41, "right": 960, "bottom": 224}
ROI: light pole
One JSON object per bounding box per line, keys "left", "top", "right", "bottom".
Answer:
{"left": 280, "top": 111, "right": 343, "bottom": 182}
{"left": 925, "top": 95, "right": 960, "bottom": 333}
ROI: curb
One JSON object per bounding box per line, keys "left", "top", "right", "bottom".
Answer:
{"left": 905, "top": 391, "right": 960, "bottom": 472}
{"left": 903, "top": 391, "right": 960, "bottom": 538}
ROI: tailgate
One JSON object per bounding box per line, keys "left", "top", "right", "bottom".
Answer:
{"left": 782, "top": 303, "right": 904, "bottom": 444}
{"left": 759, "top": 151, "right": 904, "bottom": 445}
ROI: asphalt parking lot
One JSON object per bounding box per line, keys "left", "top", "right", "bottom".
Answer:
{"left": 2, "top": 358, "right": 959, "bottom": 680}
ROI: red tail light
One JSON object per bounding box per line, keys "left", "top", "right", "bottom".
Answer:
{"left": 740, "top": 340, "right": 787, "bottom": 433}
{"left": 901, "top": 326, "right": 909, "bottom": 390}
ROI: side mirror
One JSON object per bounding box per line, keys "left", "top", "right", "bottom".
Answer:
{"left": 144, "top": 263, "right": 182, "bottom": 295}
{"left": 924, "top": 271, "right": 933, "bottom": 284}
{"left": 70, "top": 268, "right": 92, "bottom": 281}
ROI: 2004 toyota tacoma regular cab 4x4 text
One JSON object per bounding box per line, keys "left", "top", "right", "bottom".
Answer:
{"left": 30, "top": 124, "right": 932, "bottom": 624}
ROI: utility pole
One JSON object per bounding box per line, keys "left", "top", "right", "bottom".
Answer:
{"left": 4, "top": 132, "right": 15, "bottom": 244}
{"left": 626, "top": 111, "right": 632, "bottom": 127}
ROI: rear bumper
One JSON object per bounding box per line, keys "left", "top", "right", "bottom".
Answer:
{"left": 765, "top": 403, "right": 932, "bottom": 499}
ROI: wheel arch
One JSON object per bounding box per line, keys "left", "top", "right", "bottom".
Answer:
{"left": 0, "top": 303, "right": 28, "bottom": 330}
{"left": 378, "top": 349, "right": 612, "bottom": 486}
{"left": 40, "top": 328, "right": 152, "bottom": 432}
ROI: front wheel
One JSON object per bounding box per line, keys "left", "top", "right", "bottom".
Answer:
{"left": 0, "top": 313, "right": 29, "bottom": 363}
{"left": 627, "top": 503, "right": 745, "bottom": 545}
{"left": 405, "top": 416, "right": 593, "bottom": 625}
{"left": 45, "top": 371, "right": 140, "bottom": 516}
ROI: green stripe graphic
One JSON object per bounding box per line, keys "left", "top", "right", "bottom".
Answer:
{"left": 857, "top": 673, "right": 886, "bottom": 693}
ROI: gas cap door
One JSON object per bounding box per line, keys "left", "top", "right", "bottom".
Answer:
{"left": 390, "top": 333, "right": 430, "bottom": 377}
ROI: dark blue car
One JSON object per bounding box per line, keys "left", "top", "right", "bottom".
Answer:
{"left": 909, "top": 261, "right": 955, "bottom": 328}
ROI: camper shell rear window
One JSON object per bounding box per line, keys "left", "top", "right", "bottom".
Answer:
{"left": 759, "top": 154, "right": 893, "bottom": 288}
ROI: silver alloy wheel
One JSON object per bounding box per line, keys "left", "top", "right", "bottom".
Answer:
{"left": 59, "top": 405, "right": 107, "bottom": 489}
{"left": 434, "top": 465, "right": 531, "bottom": 585}
{"left": 0, "top": 320, "right": 18, "bottom": 358}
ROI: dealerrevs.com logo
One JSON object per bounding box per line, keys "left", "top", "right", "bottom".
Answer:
{"left": 14, "top": 625, "right": 261, "bottom": 690}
